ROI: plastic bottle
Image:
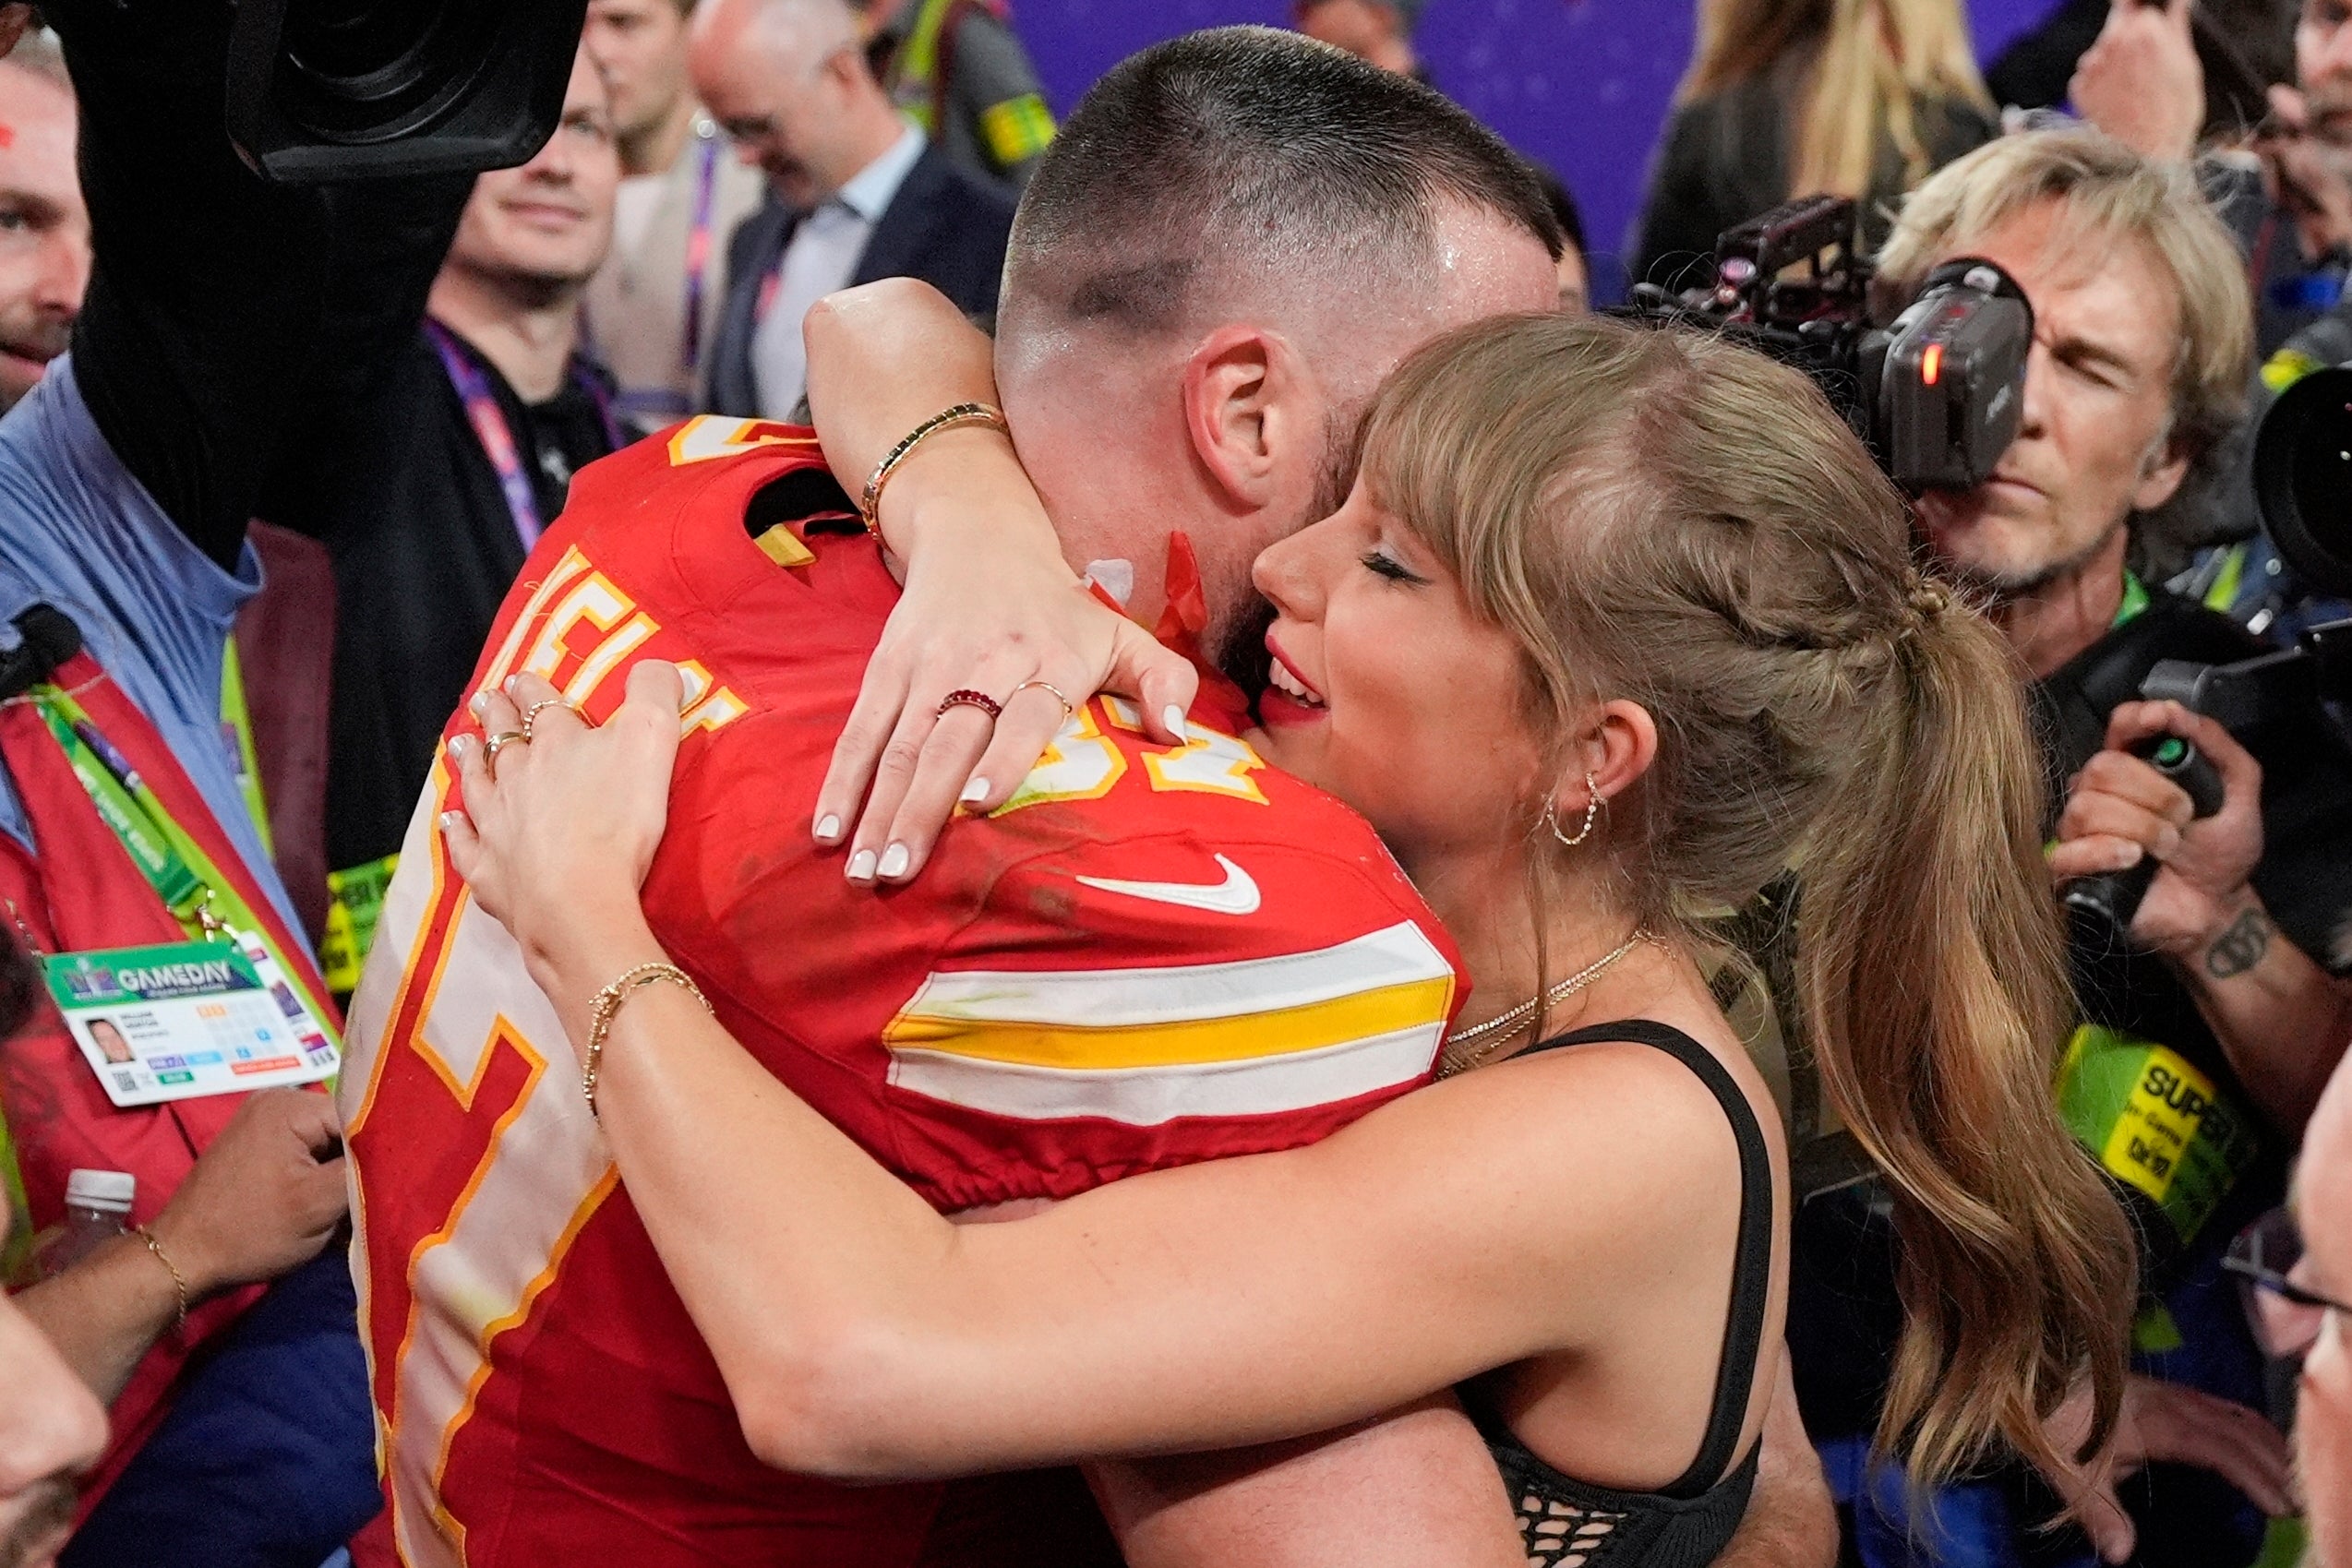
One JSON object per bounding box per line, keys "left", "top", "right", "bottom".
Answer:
{"left": 33, "top": 1168, "right": 137, "bottom": 1277}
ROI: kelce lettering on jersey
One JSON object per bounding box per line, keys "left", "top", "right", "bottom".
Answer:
{"left": 340, "top": 540, "right": 750, "bottom": 1568}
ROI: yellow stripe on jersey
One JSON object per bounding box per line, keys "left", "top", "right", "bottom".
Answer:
{"left": 882, "top": 921, "right": 1453, "bottom": 1123}
{"left": 883, "top": 976, "right": 1453, "bottom": 1069}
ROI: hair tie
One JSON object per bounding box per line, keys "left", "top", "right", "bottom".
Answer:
{"left": 1906, "top": 577, "right": 1952, "bottom": 620}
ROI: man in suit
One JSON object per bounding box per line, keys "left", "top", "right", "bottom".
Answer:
{"left": 696, "top": 0, "right": 1014, "bottom": 419}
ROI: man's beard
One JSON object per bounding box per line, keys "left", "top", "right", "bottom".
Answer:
{"left": 1930, "top": 510, "right": 2128, "bottom": 607}
{"left": 0, "top": 303, "right": 71, "bottom": 410}
{"left": 1212, "top": 413, "right": 1359, "bottom": 706}
{"left": 0, "top": 1477, "right": 78, "bottom": 1568}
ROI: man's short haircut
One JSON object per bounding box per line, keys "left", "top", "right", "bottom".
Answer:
{"left": 1007, "top": 27, "right": 1559, "bottom": 338}
{"left": 1877, "top": 126, "right": 2251, "bottom": 465}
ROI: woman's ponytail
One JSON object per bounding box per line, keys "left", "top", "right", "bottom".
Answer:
{"left": 1796, "top": 590, "right": 2136, "bottom": 1480}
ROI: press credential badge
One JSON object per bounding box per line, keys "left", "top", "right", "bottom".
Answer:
{"left": 44, "top": 937, "right": 340, "bottom": 1107}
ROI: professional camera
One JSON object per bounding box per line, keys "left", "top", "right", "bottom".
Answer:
{"left": 1622, "top": 196, "right": 2034, "bottom": 492}
{"left": 226, "top": 0, "right": 590, "bottom": 182}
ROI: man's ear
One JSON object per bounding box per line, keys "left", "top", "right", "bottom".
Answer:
{"left": 1181, "top": 326, "right": 1301, "bottom": 512}
{"left": 2132, "top": 430, "right": 2194, "bottom": 512}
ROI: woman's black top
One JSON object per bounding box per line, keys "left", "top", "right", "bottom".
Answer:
{"left": 1468, "top": 1020, "right": 1776, "bottom": 1568}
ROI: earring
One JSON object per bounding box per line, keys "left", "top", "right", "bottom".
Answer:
{"left": 1545, "top": 772, "right": 1602, "bottom": 848}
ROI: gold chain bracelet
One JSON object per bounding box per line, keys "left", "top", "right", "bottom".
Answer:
{"left": 858, "top": 401, "right": 1008, "bottom": 535}
{"left": 581, "top": 962, "right": 711, "bottom": 1117}
{"left": 132, "top": 1223, "right": 189, "bottom": 1338}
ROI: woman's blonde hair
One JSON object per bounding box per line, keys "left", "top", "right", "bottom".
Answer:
{"left": 1681, "top": 0, "right": 1993, "bottom": 203}
{"left": 1362, "top": 313, "right": 2135, "bottom": 1481}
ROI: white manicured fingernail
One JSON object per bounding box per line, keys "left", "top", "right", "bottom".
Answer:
{"left": 502, "top": 675, "right": 520, "bottom": 695}
{"left": 469, "top": 691, "right": 489, "bottom": 718}
{"left": 814, "top": 814, "right": 842, "bottom": 843}
{"left": 846, "top": 849, "right": 877, "bottom": 881}
{"left": 959, "top": 777, "right": 989, "bottom": 805}
{"left": 438, "top": 811, "right": 464, "bottom": 833}
{"left": 877, "top": 843, "right": 910, "bottom": 880}
{"left": 447, "top": 735, "right": 472, "bottom": 760}
{"left": 1163, "top": 705, "right": 1186, "bottom": 736}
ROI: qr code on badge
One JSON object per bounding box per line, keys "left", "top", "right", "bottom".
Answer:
{"left": 113, "top": 1070, "right": 138, "bottom": 1094}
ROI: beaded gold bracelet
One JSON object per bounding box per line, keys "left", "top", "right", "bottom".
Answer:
{"left": 582, "top": 962, "right": 711, "bottom": 1117}
{"left": 858, "top": 401, "right": 1009, "bottom": 535}
{"left": 132, "top": 1223, "right": 188, "bottom": 1338}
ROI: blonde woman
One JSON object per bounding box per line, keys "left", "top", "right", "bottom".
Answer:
{"left": 444, "top": 316, "right": 2134, "bottom": 1565}
{"left": 1631, "top": 0, "right": 1997, "bottom": 289}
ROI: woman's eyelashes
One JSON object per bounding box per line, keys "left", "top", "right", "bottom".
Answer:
{"left": 1360, "top": 545, "right": 1427, "bottom": 585}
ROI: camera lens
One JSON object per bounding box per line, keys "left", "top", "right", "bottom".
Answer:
{"left": 2253, "top": 365, "right": 2352, "bottom": 597}
{"left": 270, "top": 0, "right": 499, "bottom": 144}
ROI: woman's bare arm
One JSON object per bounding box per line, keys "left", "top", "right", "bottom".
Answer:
{"left": 799, "top": 279, "right": 1194, "bottom": 877}
{"left": 445, "top": 672, "right": 1752, "bottom": 1484}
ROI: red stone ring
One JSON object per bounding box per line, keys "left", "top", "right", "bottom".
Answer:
{"left": 937, "top": 688, "right": 1004, "bottom": 721}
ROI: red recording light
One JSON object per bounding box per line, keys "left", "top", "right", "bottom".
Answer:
{"left": 1920, "top": 344, "right": 1943, "bottom": 386}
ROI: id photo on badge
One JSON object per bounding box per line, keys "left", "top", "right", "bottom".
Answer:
{"left": 44, "top": 940, "right": 338, "bottom": 1108}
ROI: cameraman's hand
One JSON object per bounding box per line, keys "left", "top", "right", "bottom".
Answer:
{"left": 2050, "top": 700, "right": 2262, "bottom": 957}
{"left": 2070, "top": 0, "right": 2204, "bottom": 162}
{"left": 148, "top": 1088, "right": 348, "bottom": 1299}
{"left": 2037, "top": 1374, "right": 2294, "bottom": 1563}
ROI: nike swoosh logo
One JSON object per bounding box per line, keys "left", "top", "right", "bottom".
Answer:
{"left": 1075, "top": 855, "right": 1262, "bottom": 916}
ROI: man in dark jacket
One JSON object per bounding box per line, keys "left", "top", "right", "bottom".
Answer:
{"left": 696, "top": 0, "right": 1013, "bottom": 420}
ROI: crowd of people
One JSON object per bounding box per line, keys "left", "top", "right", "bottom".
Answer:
{"left": 0, "top": 1, "right": 2350, "bottom": 1567}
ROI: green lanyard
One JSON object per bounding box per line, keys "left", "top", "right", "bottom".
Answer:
{"left": 26, "top": 681, "right": 335, "bottom": 1037}
{"left": 219, "top": 639, "right": 272, "bottom": 859}
{"left": 2114, "top": 570, "right": 2151, "bottom": 630}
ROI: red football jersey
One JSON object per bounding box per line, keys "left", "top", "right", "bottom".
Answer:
{"left": 339, "top": 417, "right": 1464, "bottom": 1568}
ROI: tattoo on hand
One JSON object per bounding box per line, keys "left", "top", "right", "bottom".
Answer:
{"left": 2205, "top": 907, "right": 2273, "bottom": 980}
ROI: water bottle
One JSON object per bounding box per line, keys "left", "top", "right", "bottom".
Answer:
{"left": 34, "top": 1168, "right": 136, "bottom": 1277}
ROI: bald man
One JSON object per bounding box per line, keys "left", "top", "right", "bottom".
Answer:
{"left": 698, "top": 0, "right": 1012, "bottom": 419}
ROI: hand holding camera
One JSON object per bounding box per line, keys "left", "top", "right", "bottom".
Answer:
{"left": 2053, "top": 700, "right": 2265, "bottom": 957}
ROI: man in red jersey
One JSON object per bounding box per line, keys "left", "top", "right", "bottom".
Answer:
{"left": 339, "top": 28, "right": 1590, "bottom": 1568}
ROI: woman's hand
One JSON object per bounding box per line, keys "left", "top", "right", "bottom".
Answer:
{"left": 814, "top": 526, "right": 1198, "bottom": 889}
{"left": 442, "top": 664, "right": 684, "bottom": 989}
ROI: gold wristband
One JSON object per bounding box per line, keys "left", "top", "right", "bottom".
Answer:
{"left": 858, "top": 401, "right": 1008, "bottom": 536}
{"left": 132, "top": 1224, "right": 189, "bottom": 1338}
{"left": 581, "top": 962, "right": 712, "bottom": 1118}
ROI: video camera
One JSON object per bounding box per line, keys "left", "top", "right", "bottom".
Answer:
{"left": 1620, "top": 196, "right": 2034, "bottom": 492}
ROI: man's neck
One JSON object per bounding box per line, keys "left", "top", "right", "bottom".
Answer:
{"left": 427, "top": 266, "right": 582, "bottom": 403}
{"left": 621, "top": 92, "right": 699, "bottom": 180}
{"left": 1990, "top": 526, "right": 2133, "bottom": 679}
{"left": 815, "top": 100, "right": 911, "bottom": 203}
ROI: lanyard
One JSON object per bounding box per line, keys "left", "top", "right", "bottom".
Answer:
{"left": 2114, "top": 570, "right": 2150, "bottom": 630}
{"left": 219, "top": 637, "right": 272, "bottom": 858}
{"left": 24, "top": 682, "right": 334, "bottom": 1034}
{"left": 425, "top": 319, "right": 621, "bottom": 552}
{"left": 679, "top": 132, "right": 722, "bottom": 377}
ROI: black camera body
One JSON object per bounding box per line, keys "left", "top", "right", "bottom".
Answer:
{"left": 226, "top": 0, "right": 591, "bottom": 183}
{"left": 1622, "top": 196, "right": 2034, "bottom": 492}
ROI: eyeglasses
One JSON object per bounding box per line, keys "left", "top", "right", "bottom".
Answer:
{"left": 2225, "top": 1207, "right": 2352, "bottom": 1359}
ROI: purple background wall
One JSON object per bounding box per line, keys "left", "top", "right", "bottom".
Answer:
{"left": 1007, "top": 0, "right": 2060, "bottom": 303}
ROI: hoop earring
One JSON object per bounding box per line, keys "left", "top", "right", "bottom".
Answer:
{"left": 1545, "top": 772, "right": 1602, "bottom": 849}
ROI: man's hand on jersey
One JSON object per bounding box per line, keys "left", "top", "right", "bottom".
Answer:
{"left": 443, "top": 664, "right": 683, "bottom": 986}
{"left": 2048, "top": 700, "right": 2263, "bottom": 957}
{"left": 812, "top": 541, "right": 1196, "bottom": 891}
{"left": 148, "top": 1088, "right": 347, "bottom": 1298}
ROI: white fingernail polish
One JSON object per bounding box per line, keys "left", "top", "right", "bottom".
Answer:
{"left": 815, "top": 814, "right": 842, "bottom": 842}
{"left": 846, "top": 849, "right": 877, "bottom": 881}
{"left": 469, "top": 691, "right": 489, "bottom": 718}
{"left": 1163, "top": 705, "right": 1187, "bottom": 737}
{"left": 503, "top": 675, "right": 520, "bottom": 695}
{"left": 959, "top": 778, "right": 989, "bottom": 805}
{"left": 448, "top": 735, "right": 471, "bottom": 760}
{"left": 877, "top": 844, "right": 910, "bottom": 880}
{"left": 438, "top": 811, "right": 463, "bottom": 833}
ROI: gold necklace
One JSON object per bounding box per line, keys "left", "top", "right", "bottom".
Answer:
{"left": 1436, "top": 928, "right": 1655, "bottom": 1080}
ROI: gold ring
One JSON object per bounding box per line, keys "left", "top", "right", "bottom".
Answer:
{"left": 1011, "top": 679, "right": 1076, "bottom": 724}
{"left": 482, "top": 730, "right": 528, "bottom": 780}
{"left": 520, "top": 698, "right": 582, "bottom": 743}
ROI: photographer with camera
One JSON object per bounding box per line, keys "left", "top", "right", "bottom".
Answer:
{"left": 1809, "top": 125, "right": 2352, "bottom": 1567}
